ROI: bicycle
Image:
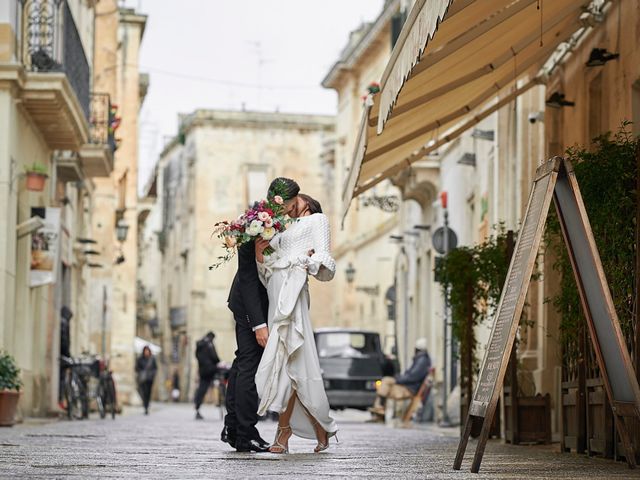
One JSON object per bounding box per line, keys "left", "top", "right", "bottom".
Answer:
{"left": 60, "top": 356, "right": 91, "bottom": 420}
{"left": 95, "top": 357, "right": 117, "bottom": 420}
{"left": 213, "top": 364, "right": 230, "bottom": 420}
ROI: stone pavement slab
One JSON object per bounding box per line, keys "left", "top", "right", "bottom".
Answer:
{"left": 0, "top": 403, "right": 638, "bottom": 479}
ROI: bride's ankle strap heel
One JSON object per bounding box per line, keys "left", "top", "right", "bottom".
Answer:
{"left": 269, "top": 425, "right": 291, "bottom": 454}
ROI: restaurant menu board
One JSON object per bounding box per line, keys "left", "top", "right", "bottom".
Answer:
{"left": 454, "top": 157, "right": 640, "bottom": 473}
{"left": 470, "top": 163, "right": 555, "bottom": 414}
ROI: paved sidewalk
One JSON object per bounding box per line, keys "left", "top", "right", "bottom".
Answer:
{"left": 0, "top": 403, "right": 638, "bottom": 479}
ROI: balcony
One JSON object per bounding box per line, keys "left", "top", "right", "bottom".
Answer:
{"left": 18, "top": 0, "right": 90, "bottom": 150}
{"left": 56, "top": 93, "right": 116, "bottom": 181}
{"left": 79, "top": 93, "right": 116, "bottom": 177}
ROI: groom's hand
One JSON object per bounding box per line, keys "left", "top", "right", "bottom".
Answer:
{"left": 255, "top": 238, "right": 270, "bottom": 263}
{"left": 255, "top": 326, "right": 268, "bottom": 347}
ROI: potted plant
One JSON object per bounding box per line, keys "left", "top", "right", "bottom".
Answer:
{"left": 25, "top": 163, "right": 49, "bottom": 192}
{"left": 0, "top": 351, "right": 22, "bottom": 426}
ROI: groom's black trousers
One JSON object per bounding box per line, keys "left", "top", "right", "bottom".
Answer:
{"left": 224, "top": 317, "right": 264, "bottom": 441}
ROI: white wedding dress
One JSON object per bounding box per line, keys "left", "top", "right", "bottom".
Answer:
{"left": 255, "top": 213, "right": 338, "bottom": 440}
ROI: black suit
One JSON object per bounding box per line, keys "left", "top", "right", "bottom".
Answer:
{"left": 224, "top": 241, "right": 269, "bottom": 442}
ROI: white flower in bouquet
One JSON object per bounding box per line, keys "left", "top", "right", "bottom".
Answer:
{"left": 261, "top": 227, "right": 276, "bottom": 240}
{"left": 247, "top": 219, "right": 265, "bottom": 236}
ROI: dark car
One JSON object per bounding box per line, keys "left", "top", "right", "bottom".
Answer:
{"left": 314, "top": 328, "right": 384, "bottom": 410}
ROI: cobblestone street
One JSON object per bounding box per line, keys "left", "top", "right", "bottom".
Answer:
{"left": 0, "top": 403, "right": 638, "bottom": 479}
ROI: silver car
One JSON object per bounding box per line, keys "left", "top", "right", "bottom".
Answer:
{"left": 314, "top": 328, "right": 385, "bottom": 410}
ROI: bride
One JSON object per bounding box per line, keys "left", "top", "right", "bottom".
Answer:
{"left": 254, "top": 193, "right": 338, "bottom": 454}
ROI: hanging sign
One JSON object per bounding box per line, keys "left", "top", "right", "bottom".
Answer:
{"left": 30, "top": 207, "right": 61, "bottom": 287}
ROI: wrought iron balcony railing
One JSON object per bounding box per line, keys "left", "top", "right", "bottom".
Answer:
{"left": 89, "top": 93, "right": 117, "bottom": 154}
{"left": 20, "top": 0, "right": 90, "bottom": 119}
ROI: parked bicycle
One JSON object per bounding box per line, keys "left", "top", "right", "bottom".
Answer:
{"left": 60, "top": 354, "right": 118, "bottom": 420}
{"left": 95, "top": 357, "right": 117, "bottom": 420}
{"left": 60, "top": 355, "right": 92, "bottom": 420}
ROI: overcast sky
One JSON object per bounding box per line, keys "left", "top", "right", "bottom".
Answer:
{"left": 129, "top": 0, "right": 384, "bottom": 191}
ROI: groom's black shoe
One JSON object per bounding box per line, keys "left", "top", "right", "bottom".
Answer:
{"left": 235, "top": 437, "right": 270, "bottom": 453}
{"left": 221, "top": 425, "right": 236, "bottom": 449}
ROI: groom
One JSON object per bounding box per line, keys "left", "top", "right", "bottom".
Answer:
{"left": 221, "top": 177, "right": 300, "bottom": 452}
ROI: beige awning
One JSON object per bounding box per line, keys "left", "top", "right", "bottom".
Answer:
{"left": 343, "top": 0, "right": 600, "bottom": 219}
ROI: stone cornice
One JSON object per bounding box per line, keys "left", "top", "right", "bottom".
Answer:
{"left": 321, "top": 0, "right": 400, "bottom": 90}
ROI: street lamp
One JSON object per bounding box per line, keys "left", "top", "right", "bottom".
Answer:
{"left": 116, "top": 219, "right": 130, "bottom": 243}
{"left": 345, "top": 262, "right": 356, "bottom": 284}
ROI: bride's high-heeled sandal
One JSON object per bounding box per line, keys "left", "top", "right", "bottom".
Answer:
{"left": 269, "top": 425, "right": 291, "bottom": 454}
{"left": 311, "top": 420, "right": 338, "bottom": 453}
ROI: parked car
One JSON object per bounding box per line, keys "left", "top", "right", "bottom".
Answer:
{"left": 314, "top": 328, "right": 384, "bottom": 410}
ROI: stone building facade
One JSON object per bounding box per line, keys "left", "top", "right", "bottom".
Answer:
{"left": 322, "top": 0, "right": 403, "bottom": 359}
{"left": 90, "top": 0, "right": 147, "bottom": 406}
{"left": 0, "top": 0, "right": 118, "bottom": 415}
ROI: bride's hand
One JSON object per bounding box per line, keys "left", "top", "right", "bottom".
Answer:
{"left": 255, "top": 238, "right": 271, "bottom": 263}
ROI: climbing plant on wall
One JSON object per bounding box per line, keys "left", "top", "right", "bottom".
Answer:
{"left": 546, "top": 124, "right": 639, "bottom": 355}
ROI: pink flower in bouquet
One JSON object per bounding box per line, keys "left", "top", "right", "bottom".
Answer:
{"left": 264, "top": 218, "right": 273, "bottom": 228}
{"left": 257, "top": 211, "right": 271, "bottom": 222}
{"left": 273, "top": 195, "right": 284, "bottom": 205}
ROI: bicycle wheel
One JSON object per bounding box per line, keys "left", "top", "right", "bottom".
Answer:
{"left": 96, "top": 382, "right": 106, "bottom": 419}
{"left": 66, "top": 375, "right": 83, "bottom": 420}
{"left": 79, "top": 380, "right": 89, "bottom": 419}
{"left": 106, "top": 376, "right": 116, "bottom": 419}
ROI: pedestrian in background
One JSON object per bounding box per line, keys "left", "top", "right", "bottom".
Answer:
{"left": 194, "top": 331, "right": 220, "bottom": 420}
{"left": 135, "top": 345, "right": 157, "bottom": 415}
{"left": 368, "top": 338, "right": 431, "bottom": 421}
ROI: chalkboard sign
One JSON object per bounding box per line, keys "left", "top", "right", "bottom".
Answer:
{"left": 454, "top": 157, "right": 640, "bottom": 473}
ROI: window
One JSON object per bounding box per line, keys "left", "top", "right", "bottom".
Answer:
{"left": 316, "top": 332, "right": 381, "bottom": 358}
{"left": 246, "top": 166, "right": 268, "bottom": 206}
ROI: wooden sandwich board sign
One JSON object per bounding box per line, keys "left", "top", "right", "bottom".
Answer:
{"left": 453, "top": 157, "right": 640, "bottom": 473}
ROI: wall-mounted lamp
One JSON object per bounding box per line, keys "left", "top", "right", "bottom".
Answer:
{"left": 546, "top": 92, "right": 575, "bottom": 108}
{"left": 586, "top": 48, "right": 619, "bottom": 67}
{"left": 116, "top": 219, "right": 130, "bottom": 243}
{"left": 345, "top": 262, "right": 356, "bottom": 284}
{"left": 355, "top": 285, "right": 380, "bottom": 296}
{"left": 457, "top": 152, "right": 476, "bottom": 167}
{"left": 470, "top": 129, "right": 495, "bottom": 141}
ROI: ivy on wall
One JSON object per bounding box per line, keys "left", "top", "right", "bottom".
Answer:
{"left": 546, "top": 124, "right": 639, "bottom": 351}
{"left": 434, "top": 225, "right": 515, "bottom": 373}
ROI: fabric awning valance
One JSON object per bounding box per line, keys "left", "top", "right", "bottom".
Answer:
{"left": 343, "top": 0, "right": 602, "bottom": 219}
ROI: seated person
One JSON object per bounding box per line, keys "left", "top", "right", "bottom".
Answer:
{"left": 369, "top": 338, "right": 431, "bottom": 418}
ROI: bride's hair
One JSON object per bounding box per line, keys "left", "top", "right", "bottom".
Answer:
{"left": 268, "top": 177, "right": 299, "bottom": 200}
{"left": 299, "top": 194, "right": 323, "bottom": 214}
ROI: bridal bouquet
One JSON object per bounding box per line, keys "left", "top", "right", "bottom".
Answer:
{"left": 209, "top": 191, "right": 290, "bottom": 270}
